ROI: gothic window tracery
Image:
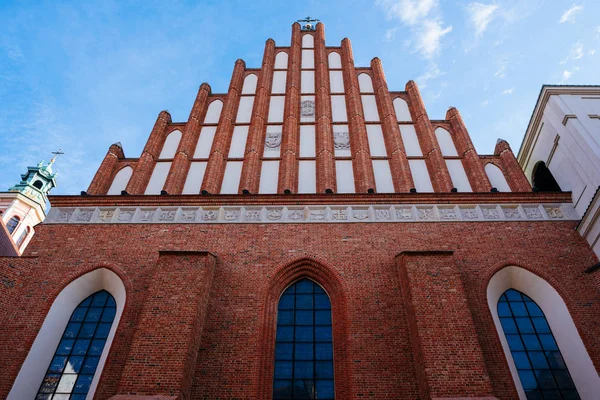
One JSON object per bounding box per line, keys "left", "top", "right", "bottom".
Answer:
{"left": 498, "top": 289, "right": 579, "bottom": 399}
{"left": 273, "top": 279, "right": 335, "bottom": 399}
{"left": 36, "top": 290, "right": 117, "bottom": 400}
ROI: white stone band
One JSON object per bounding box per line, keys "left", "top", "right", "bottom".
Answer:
{"left": 44, "top": 203, "right": 578, "bottom": 224}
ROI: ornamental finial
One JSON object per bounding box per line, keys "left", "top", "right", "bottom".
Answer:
{"left": 297, "top": 16, "right": 319, "bottom": 31}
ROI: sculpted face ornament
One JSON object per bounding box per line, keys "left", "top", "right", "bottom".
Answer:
{"left": 301, "top": 100, "right": 315, "bottom": 116}
{"left": 265, "top": 131, "right": 282, "bottom": 149}
{"left": 333, "top": 131, "right": 350, "bottom": 150}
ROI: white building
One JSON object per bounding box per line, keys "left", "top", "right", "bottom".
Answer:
{"left": 518, "top": 85, "right": 600, "bottom": 258}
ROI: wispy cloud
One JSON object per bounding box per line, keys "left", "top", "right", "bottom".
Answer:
{"left": 467, "top": 2, "right": 499, "bottom": 36}
{"left": 595, "top": 26, "right": 600, "bottom": 39}
{"left": 572, "top": 42, "right": 584, "bottom": 59}
{"left": 416, "top": 62, "right": 444, "bottom": 88}
{"left": 481, "top": 100, "right": 489, "bottom": 106}
{"left": 502, "top": 88, "right": 514, "bottom": 95}
{"left": 376, "top": 0, "right": 452, "bottom": 58}
{"left": 494, "top": 64, "right": 507, "bottom": 78}
{"left": 589, "top": 49, "right": 596, "bottom": 56}
{"left": 562, "top": 70, "right": 572, "bottom": 80}
{"left": 384, "top": 27, "right": 398, "bottom": 42}
{"left": 559, "top": 5, "right": 583, "bottom": 24}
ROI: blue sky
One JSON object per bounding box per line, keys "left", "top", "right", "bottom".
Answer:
{"left": 1, "top": 0, "right": 598, "bottom": 194}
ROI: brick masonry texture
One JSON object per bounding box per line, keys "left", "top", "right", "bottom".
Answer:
{"left": 1, "top": 220, "right": 599, "bottom": 399}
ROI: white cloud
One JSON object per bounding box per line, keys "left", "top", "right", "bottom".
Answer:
{"left": 416, "top": 20, "right": 453, "bottom": 59}
{"left": 502, "top": 88, "right": 514, "bottom": 95}
{"left": 559, "top": 5, "right": 583, "bottom": 24}
{"left": 481, "top": 100, "right": 489, "bottom": 106}
{"left": 376, "top": 0, "right": 452, "bottom": 59}
{"left": 572, "top": 42, "right": 584, "bottom": 59}
{"left": 416, "top": 62, "right": 444, "bottom": 89}
{"left": 384, "top": 27, "right": 398, "bottom": 42}
{"left": 589, "top": 49, "right": 596, "bottom": 56}
{"left": 494, "top": 64, "right": 506, "bottom": 78}
{"left": 467, "top": 2, "right": 499, "bottom": 36}
{"left": 562, "top": 70, "right": 572, "bottom": 80}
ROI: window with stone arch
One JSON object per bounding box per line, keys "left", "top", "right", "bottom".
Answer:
{"left": 498, "top": 289, "right": 579, "bottom": 399}
{"left": 7, "top": 215, "right": 20, "bottom": 235}
{"left": 273, "top": 278, "right": 335, "bottom": 399}
{"left": 36, "top": 290, "right": 117, "bottom": 399}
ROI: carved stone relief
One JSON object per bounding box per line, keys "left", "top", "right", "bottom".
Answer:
{"left": 301, "top": 100, "right": 315, "bottom": 116}
{"left": 333, "top": 131, "right": 350, "bottom": 150}
{"left": 265, "top": 131, "right": 282, "bottom": 150}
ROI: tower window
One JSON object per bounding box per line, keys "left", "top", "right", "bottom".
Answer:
{"left": 33, "top": 180, "right": 44, "bottom": 189}
{"left": 532, "top": 161, "right": 561, "bottom": 192}
{"left": 498, "top": 289, "right": 579, "bottom": 399}
{"left": 36, "top": 290, "right": 117, "bottom": 400}
{"left": 6, "top": 216, "right": 20, "bottom": 235}
{"left": 273, "top": 279, "right": 334, "bottom": 400}
{"left": 16, "top": 226, "right": 30, "bottom": 248}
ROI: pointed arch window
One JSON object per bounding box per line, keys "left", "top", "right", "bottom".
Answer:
{"left": 498, "top": 289, "right": 579, "bottom": 399}
{"left": 273, "top": 279, "right": 334, "bottom": 399}
{"left": 6, "top": 216, "right": 20, "bottom": 235}
{"left": 36, "top": 290, "right": 117, "bottom": 400}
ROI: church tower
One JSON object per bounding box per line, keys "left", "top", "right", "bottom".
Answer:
{"left": 0, "top": 152, "right": 59, "bottom": 255}
{"left": 2, "top": 21, "right": 599, "bottom": 400}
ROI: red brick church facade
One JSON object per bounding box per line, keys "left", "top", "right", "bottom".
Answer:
{"left": 1, "top": 22, "right": 599, "bottom": 400}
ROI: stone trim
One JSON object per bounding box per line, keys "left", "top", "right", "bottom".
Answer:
{"left": 45, "top": 203, "right": 577, "bottom": 224}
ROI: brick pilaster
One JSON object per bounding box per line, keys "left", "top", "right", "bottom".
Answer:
{"left": 125, "top": 110, "right": 172, "bottom": 194}
{"left": 341, "top": 38, "right": 376, "bottom": 193}
{"left": 314, "top": 22, "right": 336, "bottom": 192}
{"left": 494, "top": 139, "right": 532, "bottom": 192}
{"left": 202, "top": 59, "right": 245, "bottom": 194}
{"left": 163, "top": 83, "right": 212, "bottom": 194}
{"left": 87, "top": 143, "right": 126, "bottom": 195}
{"left": 278, "top": 23, "right": 301, "bottom": 193}
{"left": 240, "top": 39, "right": 276, "bottom": 193}
{"left": 446, "top": 107, "right": 491, "bottom": 192}
{"left": 396, "top": 251, "right": 498, "bottom": 400}
{"left": 371, "top": 58, "right": 413, "bottom": 192}
{"left": 114, "top": 251, "right": 216, "bottom": 400}
{"left": 405, "top": 81, "right": 453, "bottom": 192}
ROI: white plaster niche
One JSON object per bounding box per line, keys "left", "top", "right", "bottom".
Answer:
{"left": 220, "top": 161, "right": 243, "bottom": 194}
{"left": 328, "top": 52, "right": 342, "bottom": 68}
{"left": 408, "top": 159, "right": 434, "bottom": 192}
{"left": 358, "top": 73, "right": 374, "bottom": 93}
{"left": 159, "top": 130, "right": 182, "bottom": 159}
{"left": 435, "top": 127, "right": 458, "bottom": 156}
{"left": 372, "top": 160, "right": 395, "bottom": 193}
{"left": 145, "top": 162, "right": 171, "bottom": 194}
{"left": 446, "top": 160, "right": 472, "bottom": 192}
{"left": 301, "top": 70, "right": 315, "bottom": 94}
{"left": 107, "top": 166, "right": 133, "bottom": 195}
{"left": 361, "top": 95, "right": 380, "bottom": 122}
{"left": 331, "top": 95, "right": 348, "bottom": 122}
{"left": 335, "top": 160, "right": 355, "bottom": 193}
{"left": 228, "top": 126, "right": 249, "bottom": 158}
{"left": 300, "top": 125, "right": 316, "bottom": 158}
{"left": 366, "top": 125, "right": 387, "bottom": 156}
{"left": 302, "top": 49, "right": 315, "bottom": 69}
{"left": 298, "top": 160, "right": 316, "bottom": 193}
{"left": 268, "top": 96, "right": 285, "bottom": 123}
{"left": 274, "top": 52, "right": 288, "bottom": 69}
{"left": 393, "top": 98, "right": 412, "bottom": 122}
{"left": 272, "top": 71, "right": 287, "bottom": 94}
{"left": 329, "top": 71, "right": 344, "bottom": 93}
{"left": 236, "top": 96, "right": 254, "bottom": 123}
{"left": 182, "top": 162, "right": 207, "bottom": 194}
{"left": 302, "top": 34, "right": 314, "bottom": 48}
{"left": 204, "top": 100, "right": 223, "bottom": 124}
{"left": 485, "top": 163, "right": 511, "bottom": 192}
{"left": 399, "top": 125, "right": 422, "bottom": 156}
{"left": 241, "top": 74, "right": 258, "bottom": 95}
{"left": 259, "top": 160, "right": 280, "bottom": 194}
{"left": 193, "top": 126, "right": 217, "bottom": 158}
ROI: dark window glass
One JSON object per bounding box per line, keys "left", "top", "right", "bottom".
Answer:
{"left": 36, "top": 290, "right": 117, "bottom": 399}
{"left": 6, "top": 216, "right": 19, "bottom": 234}
{"left": 273, "top": 279, "right": 334, "bottom": 399}
{"left": 498, "top": 289, "right": 579, "bottom": 399}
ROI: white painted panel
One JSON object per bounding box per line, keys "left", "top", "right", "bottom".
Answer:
{"left": 358, "top": 73, "right": 374, "bottom": 93}
{"left": 220, "top": 161, "right": 243, "bottom": 194}
{"left": 400, "top": 125, "right": 422, "bottom": 156}
{"left": 204, "top": 100, "right": 223, "bottom": 123}
{"left": 366, "top": 125, "right": 387, "bottom": 156}
{"left": 298, "top": 160, "right": 316, "bottom": 193}
{"left": 302, "top": 49, "right": 314, "bottom": 69}
{"left": 372, "top": 160, "right": 395, "bottom": 193}
{"left": 302, "top": 34, "right": 314, "bottom": 48}
{"left": 259, "top": 161, "right": 280, "bottom": 194}
{"left": 329, "top": 71, "right": 344, "bottom": 93}
{"left": 328, "top": 52, "right": 342, "bottom": 68}
{"left": 182, "top": 162, "right": 207, "bottom": 194}
{"left": 145, "top": 162, "right": 171, "bottom": 194}
{"left": 228, "top": 125, "right": 249, "bottom": 158}
{"left": 336, "top": 160, "right": 355, "bottom": 193}
{"left": 193, "top": 126, "right": 217, "bottom": 158}
{"left": 333, "top": 125, "right": 351, "bottom": 157}
{"left": 300, "top": 95, "right": 315, "bottom": 123}
{"left": 331, "top": 95, "right": 348, "bottom": 122}
{"left": 264, "top": 125, "right": 282, "bottom": 158}
{"left": 107, "top": 166, "right": 133, "bottom": 195}
{"left": 301, "top": 71, "right": 315, "bottom": 94}
{"left": 236, "top": 96, "right": 254, "bottom": 123}
{"left": 362, "top": 95, "right": 379, "bottom": 122}
{"left": 268, "top": 96, "right": 285, "bottom": 123}
{"left": 485, "top": 163, "right": 511, "bottom": 192}
{"left": 272, "top": 71, "right": 287, "bottom": 94}
{"left": 300, "top": 125, "right": 316, "bottom": 158}
{"left": 393, "top": 98, "right": 412, "bottom": 122}
{"left": 158, "top": 130, "right": 181, "bottom": 159}
{"left": 446, "top": 159, "right": 472, "bottom": 192}
{"left": 435, "top": 127, "right": 458, "bottom": 156}
{"left": 275, "top": 52, "right": 288, "bottom": 69}
{"left": 409, "top": 159, "right": 434, "bottom": 193}
{"left": 241, "top": 74, "right": 258, "bottom": 94}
